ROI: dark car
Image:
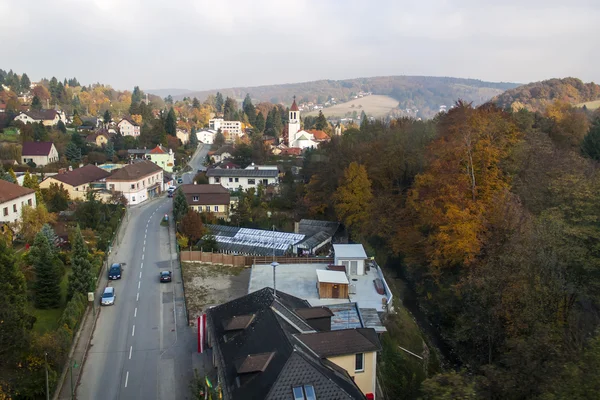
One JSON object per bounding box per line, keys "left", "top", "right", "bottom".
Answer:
{"left": 108, "top": 263, "right": 122, "bottom": 280}
{"left": 160, "top": 271, "right": 172, "bottom": 283}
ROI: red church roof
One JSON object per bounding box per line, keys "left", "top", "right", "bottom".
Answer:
{"left": 290, "top": 97, "right": 299, "bottom": 112}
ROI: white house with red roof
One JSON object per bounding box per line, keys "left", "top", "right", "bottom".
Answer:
{"left": 117, "top": 117, "right": 140, "bottom": 137}
{"left": 287, "top": 97, "right": 321, "bottom": 150}
{"left": 21, "top": 142, "right": 59, "bottom": 166}
{"left": 147, "top": 145, "right": 175, "bottom": 172}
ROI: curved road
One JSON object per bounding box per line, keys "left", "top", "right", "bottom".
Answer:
{"left": 77, "top": 197, "right": 193, "bottom": 399}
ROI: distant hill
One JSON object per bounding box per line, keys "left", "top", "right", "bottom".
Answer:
{"left": 175, "top": 75, "right": 518, "bottom": 119}
{"left": 493, "top": 77, "right": 600, "bottom": 113}
{"left": 146, "top": 88, "right": 195, "bottom": 98}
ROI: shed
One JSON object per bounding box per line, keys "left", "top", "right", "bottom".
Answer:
{"left": 333, "top": 244, "right": 368, "bottom": 276}
{"left": 316, "top": 270, "right": 349, "bottom": 299}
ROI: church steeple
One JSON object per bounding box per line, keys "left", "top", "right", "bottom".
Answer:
{"left": 288, "top": 96, "right": 301, "bottom": 146}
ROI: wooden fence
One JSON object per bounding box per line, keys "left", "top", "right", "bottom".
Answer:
{"left": 180, "top": 250, "right": 332, "bottom": 267}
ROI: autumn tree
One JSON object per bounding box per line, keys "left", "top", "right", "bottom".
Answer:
{"left": 179, "top": 209, "right": 206, "bottom": 243}
{"left": 30, "top": 232, "right": 61, "bottom": 309}
{"left": 333, "top": 162, "right": 373, "bottom": 237}
{"left": 19, "top": 204, "right": 56, "bottom": 244}
{"left": 41, "top": 182, "right": 70, "bottom": 212}
{"left": 23, "top": 171, "right": 43, "bottom": 205}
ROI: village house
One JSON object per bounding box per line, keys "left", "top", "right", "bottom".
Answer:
{"left": 39, "top": 164, "right": 111, "bottom": 201}
{"left": 105, "top": 160, "right": 163, "bottom": 205}
{"left": 286, "top": 97, "right": 332, "bottom": 149}
{"left": 176, "top": 129, "right": 190, "bottom": 145}
{"left": 206, "top": 164, "right": 279, "bottom": 191}
{"left": 13, "top": 109, "right": 66, "bottom": 126}
{"left": 206, "top": 287, "right": 381, "bottom": 400}
{"left": 117, "top": 117, "right": 140, "bottom": 137}
{"left": 0, "top": 179, "right": 36, "bottom": 226}
{"left": 208, "top": 145, "right": 234, "bottom": 164}
{"left": 128, "top": 145, "right": 175, "bottom": 172}
{"left": 209, "top": 119, "right": 243, "bottom": 142}
{"left": 21, "top": 142, "right": 59, "bottom": 166}
{"left": 85, "top": 130, "right": 112, "bottom": 147}
{"left": 179, "top": 183, "right": 230, "bottom": 219}
{"left": 196, "top": 129, "right": 217, "bottom": 144}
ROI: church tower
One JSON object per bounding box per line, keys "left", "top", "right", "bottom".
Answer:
{"left": 288, "top": 96, "right": 301, "bottom": 146}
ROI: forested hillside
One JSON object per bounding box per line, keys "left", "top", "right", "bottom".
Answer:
{"left": 299, "top": 100, "right": 600, "bottom": 399}
{"left": 177, "top": 76, "right": 518, "bottom": 119}
{"left": 493, "top": 77, "right": 600, "bottom": 113}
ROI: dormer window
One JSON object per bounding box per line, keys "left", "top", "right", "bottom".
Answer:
{"left": 193, "top": 196, "right": 199, "bottom": 202}
{"left": 293, "top": 385, "right": 316, "bottom": 400}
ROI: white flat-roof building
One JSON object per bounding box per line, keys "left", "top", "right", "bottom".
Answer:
{"left": 196, "top": 129, "right": 217, "bottom": 144}
{"left": 209, "top": 119, "right": 243, "bottom": 142}
{"left": 333, "top": 244, "right": 368, "bottom": 276}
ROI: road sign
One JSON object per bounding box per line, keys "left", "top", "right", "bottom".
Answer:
{"left": 87, "top": 292, "right": 94, "bottom": 302}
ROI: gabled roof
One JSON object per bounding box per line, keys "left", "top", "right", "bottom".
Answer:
{"left": 180, "top": 183, "right": 230, "bottom": 206}
{"left": 214, "top": 145, "right": 235, "bottom": 155}
{"left": 22, "top": 141, "right": 54, "bottom": 156}
{"left": 106, "top": 160, "right": 162, "bottom": 181}
{"left": 308, "top": 130, "right": 330, "bottom": 141}
{"left": 148, "top": 145, "right": 168, "bottom": 154}
{"left": 207, "top": 288, "right": 367, "bottom": 400}
{"left": 118, "top": 117, "right": 139, "bottom": 127}
{"left": 48, "top": 164, "right": 110, "bottom": 188}
{"left": 295, "top": 307, "right": 335, "bottom": 320}
{"left": 295, "top": 328, "right": 381, "bottom": 358}
{"left": 22, "top": 109, "right": 59, "bottom": 121}
{"left": 0, "top": 179, "right": 35, "bottom": 203}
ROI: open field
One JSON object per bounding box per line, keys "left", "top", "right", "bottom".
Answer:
{"left": 0, "top": 127, "right": 19, "bottom": 143}
{"left": 181, "top": 262, "right": 250, "bottom": 318}
{"left": 305, "top": 95, "right": 399, "bottom": 118}
{"left": 577, "top": 99, "right": 600, "bottom": 110}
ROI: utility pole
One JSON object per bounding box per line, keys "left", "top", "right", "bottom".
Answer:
{"left": 45, "top": 352, "right": 49, "bottom": 400}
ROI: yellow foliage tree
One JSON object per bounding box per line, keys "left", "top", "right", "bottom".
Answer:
{"left": 18, "top": 204, "right": 56, "bottom": 244}
{"left": 333, "top": 162, "right": 373, "bottom": 237}
{"left": 131, "top": 114, "right": 143, "bottom": 125}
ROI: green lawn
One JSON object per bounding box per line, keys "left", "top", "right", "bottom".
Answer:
{"left": 28, "top": 268, "right": 71, "bottom": 334}
{"left": 0, "top": 127, "right": 19, "bottom": 142}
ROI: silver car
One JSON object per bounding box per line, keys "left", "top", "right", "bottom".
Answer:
{"left": 101, "top": 287, "right": 115, "bottom": 306}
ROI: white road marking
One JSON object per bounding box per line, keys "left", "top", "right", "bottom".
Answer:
{"left": 139, "top": 271, "right": 142, "bottom": 278}
{"left": 136, "top": 292, "right": 139, "bottom": 301}
{"left": 144, "top": 240, "right": 146, "bottom": 246}
{"left": 132, "top": 325, "right": 135, "bottom": 336}
{"left": 129, "top": 346, "right": 132, "bottom": 359}
{"left": 143, "top": 246, "right": 145, "bottom": 253}
{"left": 145, "top": 234, "right": 147, "bottom": 239}
{"left": 141, "top": 262, "right": 143, "bottom": 268}
{"left": 142, "top": 254, "right": 144, "bottom": 261}
{"left": 138, "top": 281, "right": 140, "bottom": 289}
{"left": 125, "top": 371, "right": 129, "bottom": 387}
{"left": 134, "top": 307, "right": 137, "bottom": 317}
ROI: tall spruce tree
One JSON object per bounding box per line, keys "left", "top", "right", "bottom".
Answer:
{"left": 39, "top": 224, "right": 58, "bottom": 254}
{"left": 165, "top": 107, "right": 177, "bottom": 136}
{"left": 0, "top": 238, "right": 31, "bottom": 363}
{"left": 67, "top": 226, "right": 94, "bottom": 299}
{"left": 243, "top": 94, "right": 256, "bottom": 126}
{"left": 30, "top": 232, "right": 61, "bottom": 309}
{"left": 215, "top": 92, "right": 224, "bottom": 113}
{"left": 173, "top": 189, "right": 189, "bottom": 222}
{"left": 315, "top": 110, "right": 328, "bottom": 130}
{"left": 581, "top": 117, "right": 600, "bottom": 161}
{"left": 254, "top": 112, "right": 265, "bottom": 133}
{"left": 189, "top": 127, "right": 198, "bottom": 147}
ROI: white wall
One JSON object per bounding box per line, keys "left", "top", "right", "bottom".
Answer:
{"left": 0, "top": 192, "right": 36, "bottom": 224}
{"left": 197, "top": 130, "right": 215, "bottom": 144}
{"left": 207, "top": 176, "right": 278, "bottom": 191}
{"left": 335, "top": 258, "right": 365, "bottom": 276}
{"left": 106, "top": 170, "right": 163, "bottom": 205}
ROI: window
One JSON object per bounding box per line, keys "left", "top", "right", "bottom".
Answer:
{"left": 215, "top": 177, "right": 220, "bottom": 183}
{"left": 292, "top": 385, "right": 316, "bottom": 400}
{"left": 355, "top": 353, "right": 364, "bottom": 372}
{"left": 206, "top": 206, "right": 211, "bottom": 212}
{"left": 3, "top": 207, "right": 7, "bottom": 216}
{"left": 229, "top": 178, "right": 233, "bottom": 182}
{"left": 193, "top": 196, "right": 199, "bottom": 202}
{"left": 131, "top": 184, "right": 135, "bottom": 189}
{"left": 28, "top": 199, "right": 32, "bottom": 206}
{"left": 234, "top": 178, "right": 239, "bottom": 182}
{"left": 13, "top": 204, "right": 17, "bottom": 212}
{"left": 214, "top": 206, "right": 218, "bottom": 212}
{"left": 248, "top": 179, "right": 255, "bottom": 185}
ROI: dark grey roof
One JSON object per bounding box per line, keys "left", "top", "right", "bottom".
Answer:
{"left": 207, "top": 288, "right": 367, "bottom": 400}
{"left": 298, "top": 219, "right": 340, "bottom": 237}
{"left": 297, "top": 231, "right": 332, "bottom": 250}
{"left": 206, "top": 168, "right": 278, "bottom": 178}
{"left": 295, "top": 307, "right": 335, "bottom": 320}
{"left": 204, "top": 224, "right": 305, "bottom": 256}
{"left": 295, "top": 328, "right": 381, "bottom": 358}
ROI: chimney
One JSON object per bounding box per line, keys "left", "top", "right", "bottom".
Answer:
{"left": 294, "top": 221, "right": 300, "bottom": 234}
{"left": 68, "top": 165, "right": 73, "bottom": 172}
{"left": 58, "top": 168, "right": 66, "bottom": 174}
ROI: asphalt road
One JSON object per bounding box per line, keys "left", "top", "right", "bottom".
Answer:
{"left": 182, "top": 143, "right": 210, "bottom": 184}
{"left": 77, "top": 197, "right": 194, "bottom": 399}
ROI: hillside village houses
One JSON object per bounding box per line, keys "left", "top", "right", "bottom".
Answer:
{"left": 105, "top": 160, "right": 163, "bottom": 205}
{"left": 207, "top": 145, "right": 234, "bottom": 164}
{"left": 39, "top": 164, "right": 111, "bottom": 201}
{"left": 85, "top": 130, "right": 112, "bottom": 147}
{"left": 0, "top": 179, "right": 36, "bottom": 226}
{"left": 206, "top": 164, "right": 279, "bottom": 191}
{"left": 21, "top": 142, "right": 59, "bottom": 166}
{"left": 14, "top": 109, "right": 67, "bottom": 126}
{"left": 117, "top": 117, "right": 140, "bottom": 137}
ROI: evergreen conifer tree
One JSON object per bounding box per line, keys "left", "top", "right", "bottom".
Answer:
{"left": 67, "top": 226, "right": 94, "bottom": 299}
{"left": 30, "top": 232, "right": 61, "bottom": 308}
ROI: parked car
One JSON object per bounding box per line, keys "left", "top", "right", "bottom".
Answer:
{"left": 160, "top": 271, "right": 172, "bottom": 283}
{"left": 177, "top": 178, "right": 183, "bottom": 184}
{"left": 108, "top": 263, "right": 123, "bottom": 280}
{"left": 101, "top": 287, "right": 115, "bottom": 306}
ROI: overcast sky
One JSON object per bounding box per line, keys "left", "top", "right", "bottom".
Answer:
{"left": 1, "top": 0, "right": 598, "bottom": 91}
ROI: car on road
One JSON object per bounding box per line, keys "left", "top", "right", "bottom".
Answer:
{"left": 177, "top": 178, "right": 183, "bottom": 184}
{"left": 160, "top": 271, "right": 172, "bottom": 283}
{"left": 108, "top": 263, "right": 123, "bottom": 280}
{"left": 101, "top": 287, "right": 115, "bottom": 306}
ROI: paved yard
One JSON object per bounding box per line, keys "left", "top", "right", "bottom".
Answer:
{"left": 181, "top": 262, "right": 250, "bottom": 318}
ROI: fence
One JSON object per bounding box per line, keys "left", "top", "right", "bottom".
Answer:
{"left": 180, "top": 250, "right": 333, "bottom": 267}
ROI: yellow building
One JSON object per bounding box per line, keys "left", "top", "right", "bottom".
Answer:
{"left": 40, "top": 164, "right": 111, "bottom": 201}
{"left": 180, "top": 183, "right": 230, "bottom": 220}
